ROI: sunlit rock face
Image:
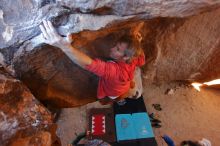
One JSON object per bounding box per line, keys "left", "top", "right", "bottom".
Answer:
{"left": 0, "top": 0, "right": 220, "bottom": 108}
{"left": 0, "top": 67, "right": 60, "bottom": 146}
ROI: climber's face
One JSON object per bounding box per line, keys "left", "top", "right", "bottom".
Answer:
{"left": 109, "top": 42, "right": 128, "bottom": 60}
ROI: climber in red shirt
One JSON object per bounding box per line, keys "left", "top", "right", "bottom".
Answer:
{"left": 39, "top": 20, "right": 145, "bottom": 105}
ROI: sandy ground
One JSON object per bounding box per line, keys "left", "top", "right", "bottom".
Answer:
{"left": 56, "top": 82, "right": 220, "bottom": 146}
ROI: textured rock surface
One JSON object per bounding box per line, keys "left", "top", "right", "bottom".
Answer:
{"left": 13, "top": 7, "right": 220, "bottom": 108}
{"left": 14, "top": 45, "right": 98, "bottom": 107}
{"left": 0, "top": 67, "right": 60, "bottom": 146}
{"left": 1, "top": 0, "right": 220, "bottom": 49}
{"left": 1, "top": 1, "right": 220, "bottom": 145}
{"left": 57, "top": 0, "right": 220, "bottom": 17}
{"left": 0, "top": 1, "right": 220, "bottom": 107}
{"left": 142, "top": 8, "right": 220, "bottom": 83}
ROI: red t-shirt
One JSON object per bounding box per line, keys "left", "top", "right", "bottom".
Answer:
{"left": 85, "top": 54, "right": 145, "bottom": 99}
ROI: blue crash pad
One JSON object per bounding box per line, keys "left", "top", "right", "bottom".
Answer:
{"left": 115, "top": 112, "right": 154, "bottom": 141}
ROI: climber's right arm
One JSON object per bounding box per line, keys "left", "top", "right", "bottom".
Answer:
{"left": 39, "top": 20, "right": 92, "bottom": 68}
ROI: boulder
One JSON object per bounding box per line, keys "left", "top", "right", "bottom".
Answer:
{"left": 0, "top": 67, "right": 60, "bottom": 146}
{"left": 0, "top": 1, "right": 219, "bottom": 107}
